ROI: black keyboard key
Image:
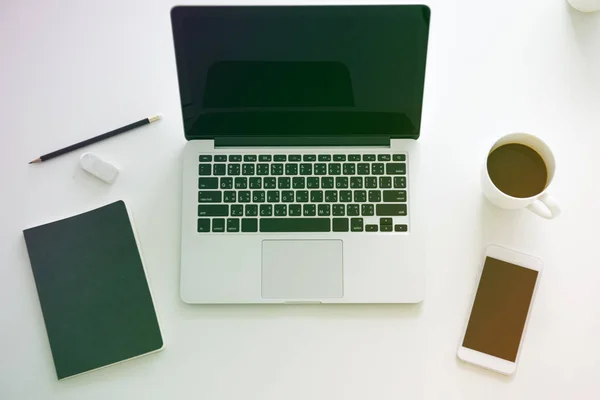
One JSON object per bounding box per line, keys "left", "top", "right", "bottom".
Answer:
{"left": 340, "top": 190, "right": 352, "bottom": 202}
{"left": 303, "top": 204, "right": 316, "bottom": 216}
{"left": 197, "top": 218, "right": 210, "bottom": 232}
{"left": 242, "top": 164, "right": 255, "bottom": 176}
{"left": 252, "top": 191, "right": 265, "bottom": 203}
{"left": 198, "top": 164, "right": 211, "bottom": 175}
{"left": 260, "top": 204, "right": 273, "bottom": 216}
{"left": 231, "top": 205, "right": 243, "bottom": 217}
{"left": 395, "top": 224, "right": 408, "bottom": 232}
{"left": 303, "top": 154, "right": 316, "bottom": 161}
{"left": 378, "top": 154, "right": 391, "bottom": 161}
{"left": 274, "top": 204, "right": 287, "bottom": 216}
{"left": 321, "top": 177, "right": 334, "bottom": 189}
{"left": 274, "top": 155, "right": 286, "bottom": 161}
{"left": 213, "top": 164, "right": 226, "bottom": 175}
{"left": 393, "top": 154, "right": 406, "bottom": 161}
{"left": 333, "top": 217, "right": 349, "bottom": 232}
{"left": 198, "top": 191, "right": 222, "bottom": 203}
{"left": 289, "top": 204, "right": 301, "bottom": 216}
{"left": 318, "top": 204, "right": 331, "bottom": 216}
{"left": 214, "top": 155, "right": 227, "bottom": 162}
{"left": 257, "top": 164, "right": 270, "bottom": 175}
{"left": 333, "top": 204, "right": 345, "bottom": 216}
{"left": 242, "top": 218, "right": 258, "bottom": 232}
{"left": 348, "top": 154, "right": 361, "bottom": 161}
{"left": 227, "top": 218, "right": 240, "bottom": 232}
{"left": 366, "top": 224, "right": 378, "bottom": 232}
{"left": 351, "top": 218, "right": 364, "bottom": 232}
{"left": 264, "top": 177, "right": 276, "bottom": 189}
{"left": 394, "top": 176, "right": 407, "bottom": 188}
{"left": 267, "top": 191, "right": 280, "bottom": 202}
{"left": 285, "top": 163, "right": 298, "bottom": 175}
{"left": 281, "top": 190, "right": 294, "bottom": 203}
{"left": 328, "top": 163, "right": 341, "bottom": 175}
{"left": 350, "top": 177, "right": 363, "bottom": 189}
{"left": 310, "top": 190, "right": 323, "bottom": 202}
{"left": 245, "top": 204, "right": 258, "bottom": 216}
{"left": 249, "top": 177, "right": 262, "bottom": 189}
{"left": 357, "top": 163, "right": 370, "bottom": 175}
{"left": 343, "top": 163, "right": 356, "bottom": 175}
{"left": 288, "top": 155, "right": 301, "bottom": 162}
{"left": 380, "top": 218, "right": 393, "bottom": 225}
{"left": 361, "top": 204, "right": 374, "bottom": 216}
{"left": 325, "top": 190, "right": 338, "bottom": 202}
{"left": 223, "top": 191, "right": 236, "bottom": 203}
{"left": 354, "top": 190, "right": 367, "bottom": 202}
{"left": 379, "top": 177, "right": 392, "bottom": 188}
{"left": 198, "top": 205, "right": 228, "bottom": 217}
{"left": 300, "top": 163, "right": 312, "bottom": 175}
{"left": 243, "top": 155, "right": 257, "bottom": 162}
{"left": 199, "top": 155, "right": 212, "bottom": 162}
{"left": 296, "top": 190, "right": 309, "bottom": 202}
{"left": 229, "top": 155, "right": 242, "bottom": 162}
{"left": 380, "top": 224, "right": 393, "bottom": 232}
{"left": 278, "top": 177, "right": 291, "bottom": 189}
{"left": 383, "top": 190, "right": 407, "bottom": 202}
{"left": 386, "top": 163, "right": 406, "bottom": 175}
{"left": 307, "top": 177, "right": 320, "bottom": 188}
{"left": 292, "top": 177, "right": 305, "bottom": 189}
{"left": 314, "top": 163, "right": 327, "bottom": 175}
{"left": 376, "top": 204, "right": 407, "bottom": 216}
{"left": 199, "top": 177, "right": 218, "bottom": 189}
{"left": 235, "top": 177, "right": 247, "bottom": 189}
{"left": 271, "top": 164, "right": 284, "bottom": 175}
{"left": 365, "top": 177, "right": 378, "bottom": 188}
{"left": 363, "top": 154, "right": 376, "bottom": 161}
{"left": 238, "top": 191, "right": 251, "bottom": 203}
{"left": 333, "top": 154, "right": 346, "bottom": 161}
{"left": 260, "top": 218, "right": 330, "bottom": 232}
{"left": 212, "top": 218, "right": 225, "bottom": 232}
{"left": 259, "top": 155, "right": 272, "bottom": 162}
{"left": 368, "top": 190, "right": 381, "bottom": 202}
{"left": 347, "top": 204, "right": 360, "bottom": 216}
{"left": 336, "top": 177, "right": 348, "bottom": 188}
{"left": 228, "top": 164, "right": 241, "bottom": 175}
{"left": 372, "top": 163, "right": 384, "bottom": 175}
{"left": 318, "top": 154, "right": 331, "bottom": 161}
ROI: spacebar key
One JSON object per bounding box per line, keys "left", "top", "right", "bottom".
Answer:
{"left": 260, "top": 218, "right": 331, "bottom": 232}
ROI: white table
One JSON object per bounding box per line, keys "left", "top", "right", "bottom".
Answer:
{"left": 2, "top": 1, "right": 599, "bottom": 398}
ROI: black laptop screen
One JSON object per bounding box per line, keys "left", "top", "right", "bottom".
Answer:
{"left": 171, "top": 5, "right": 430, "bottom": 141}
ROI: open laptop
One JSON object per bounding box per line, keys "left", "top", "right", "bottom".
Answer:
{"left": 171, "top": 5, "right": 431, "bottom": 304}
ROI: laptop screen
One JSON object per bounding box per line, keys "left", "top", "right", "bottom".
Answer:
{"left": 171, "top": 5, "right": 430, "bottom": 142}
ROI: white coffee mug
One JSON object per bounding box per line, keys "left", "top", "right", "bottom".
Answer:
{"left": 567, "top": 0, "right": 600, "bottom": 12}
{"left": 482, "top": 133, "right": 561, "bottom": 219}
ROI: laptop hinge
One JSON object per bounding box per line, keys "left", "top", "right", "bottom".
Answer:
{"left": 214, "top": 135, "right": 391, "bottom": 148}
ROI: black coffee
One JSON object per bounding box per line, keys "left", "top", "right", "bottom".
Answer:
{"left": 487, "top": 143, "right": 547, "bottom": 198}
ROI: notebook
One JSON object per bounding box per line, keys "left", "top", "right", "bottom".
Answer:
{"left": 23, "top": 201, "right": 163, "bottom": 380}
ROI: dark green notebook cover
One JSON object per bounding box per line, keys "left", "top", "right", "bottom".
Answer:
{"left": 23, "top": 201, "right": 163, "bottom": 380}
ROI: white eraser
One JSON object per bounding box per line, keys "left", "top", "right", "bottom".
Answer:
{"left": 79, "top": 152, "right": 119, "bottom": 183}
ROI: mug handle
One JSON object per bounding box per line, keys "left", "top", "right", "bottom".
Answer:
{"left": 527, "top": 193, "right": 561, "bottom": 219}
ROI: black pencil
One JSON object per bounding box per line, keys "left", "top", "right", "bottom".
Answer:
{"left": 28, "top": 115, "right": 161, "bottom": 164}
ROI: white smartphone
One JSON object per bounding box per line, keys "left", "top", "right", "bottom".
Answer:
{"left": 457, "top": 245, "right": 543, "bottom": 375}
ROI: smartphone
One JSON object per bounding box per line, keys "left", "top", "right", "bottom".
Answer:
{"left": 457, "top": 245, "right": 543, "bottom": 375}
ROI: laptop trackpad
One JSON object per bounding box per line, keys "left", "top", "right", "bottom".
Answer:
{"left": 261, "top": 240, "right": 343, "bottom": 299}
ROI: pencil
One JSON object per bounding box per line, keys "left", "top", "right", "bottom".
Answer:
{"left": 28, "top": 115, "right": 161, "bottom": 164}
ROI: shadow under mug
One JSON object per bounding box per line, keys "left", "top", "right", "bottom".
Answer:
{"left": 482, "top": 133, "right": 561, "bottom": 219}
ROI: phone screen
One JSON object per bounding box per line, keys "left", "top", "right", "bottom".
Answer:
{"left": 463, "top": 257, "right": 539, "bottom": 362}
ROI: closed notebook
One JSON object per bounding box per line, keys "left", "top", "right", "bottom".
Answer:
{"left": 23, "top": 201, "right": 163, "bottom": 380}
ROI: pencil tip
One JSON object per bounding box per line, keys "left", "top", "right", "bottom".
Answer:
{"left": 29, "top": 158, "right": 41, "bottom": 164}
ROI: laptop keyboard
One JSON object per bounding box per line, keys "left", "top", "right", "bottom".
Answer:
{"left": 197, "top": 153, "right": 408, "bottom": 233}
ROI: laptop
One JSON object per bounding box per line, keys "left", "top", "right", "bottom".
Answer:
{"left": 171, "top": 5, "right": 431, "bottom": 304}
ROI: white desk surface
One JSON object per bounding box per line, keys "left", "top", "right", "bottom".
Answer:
{"left": 2, "top": 0, "right": 599, "bottom": 398}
